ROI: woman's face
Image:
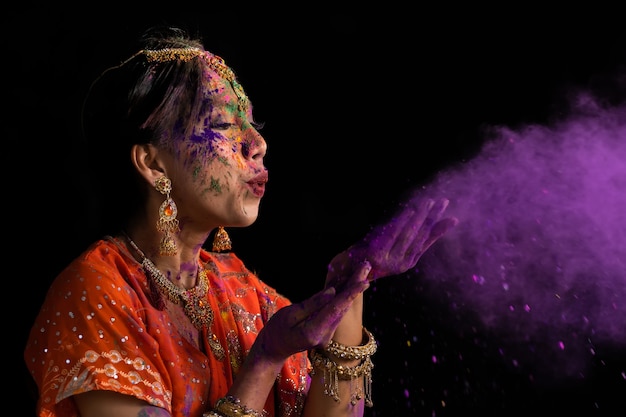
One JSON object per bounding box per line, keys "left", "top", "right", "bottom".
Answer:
{"left": 164, "top": 67, "right": 268, "bottom": 232}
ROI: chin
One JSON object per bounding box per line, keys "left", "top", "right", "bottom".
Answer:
{"left": 236, "top": 210, "right": 259, "bottom": 227}
{"left": 240, "top": 218, "right": 258, "bottom": 227}
{"left": 241, "top": 203, "right": 260, "bottom": 221}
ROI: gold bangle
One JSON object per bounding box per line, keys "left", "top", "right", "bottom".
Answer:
{"left": 214, "top": 395, "right": 268, "bottom": 417}
{"left": 311, "top": 349, "right": 374, "bottom": 380}
{"left": 324, "top": 327, "right": 377, "bottom": 361}
{"left": 310, "top": 349, "right": 374, "bottom": 407}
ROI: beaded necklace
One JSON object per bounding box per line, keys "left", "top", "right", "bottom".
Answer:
{"left": 125, "top": 235, "right": 213, "bottom": 330}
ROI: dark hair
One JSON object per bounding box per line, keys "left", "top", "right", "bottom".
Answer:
{"left": 81, "top": 26, "right": 208, "bottom": 238}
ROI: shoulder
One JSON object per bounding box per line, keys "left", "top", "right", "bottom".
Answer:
{"left": 48, "top": 237, "right": 145, "bottom": 300}
{"left": 201, "top": 249, "right": 292, "bottom": 307}
{"left": 201, "top": 249, "right": 245, "bottom": 268}
{"left": 202, "top": 250, "right": 266, "bottom": 286}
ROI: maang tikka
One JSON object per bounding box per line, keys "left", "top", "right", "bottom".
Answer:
{"left": 212, "top": 226, "right": 232, "bottom": 252}
{"left": 155, "top": 175, "right": 180, "bottom": 256}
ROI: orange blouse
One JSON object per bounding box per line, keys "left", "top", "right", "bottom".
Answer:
{"left": 24, "top": 237, "right": 310, "bottom": 417}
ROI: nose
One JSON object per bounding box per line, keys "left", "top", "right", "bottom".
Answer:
{"left": 243, "top": 127, "right": 267, "bottom": 161}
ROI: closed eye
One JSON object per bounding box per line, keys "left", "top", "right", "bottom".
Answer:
{"left": 211, "top": 122, "right": 234, "bottom": 130}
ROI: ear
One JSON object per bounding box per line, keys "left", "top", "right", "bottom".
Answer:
{"left": 130, "top": 143, "right": 165, "bottom": 186}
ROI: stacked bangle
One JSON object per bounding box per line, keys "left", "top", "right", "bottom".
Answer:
{"left": 202, "top": 395, "right": 268, "bottom": 417}
{"left": 325, "top": 327, "right": 377, "bottom": 360}
{"left": 205, "top": 328, "right": 378, "bottom": 415}
{"left": 310, "top": 326, "right": 377, "bottom": 407}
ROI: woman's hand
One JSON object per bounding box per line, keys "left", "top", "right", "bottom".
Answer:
{"left": 252, "top": 261, "right": 372, "bottom": 363}
{"left": 226, "top": 261, "right": 372, "bottom": 414}
{"left": 327, "top": 196, "right": 458, "bottom": 286}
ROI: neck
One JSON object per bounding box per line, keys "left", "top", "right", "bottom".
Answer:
{"left": 122, "top": 231, "right": 199, "bottom": 289}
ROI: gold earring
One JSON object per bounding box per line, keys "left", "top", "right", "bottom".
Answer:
{"left": 155, "top": 175, "right": 180, "bottom": 256}
{"left": 212, "top": 226, "right": 232, "bottom": 252}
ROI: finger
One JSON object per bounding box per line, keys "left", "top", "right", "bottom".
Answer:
{"left": 287, "top": 286, "right": 337, "bottom": 327}
{"left": 321, "top": 261, "right": 371, "bottom": 317}
{"left": 304, "top": 261, "right": 371, "bottom": 345}
{"left": 404, "top": 199, "right": 453, "bottom": 260}
{"left": 289, "top": 260, "right": 370, "bottom": 328}
{"left": 391, "top": 198, "right": 438, "bottom": 254}
{"left": 375, "top": 198, "right": 434, "bottom": 256}
{"left": 421, "top": 217, "right": 459, "bottom": 251}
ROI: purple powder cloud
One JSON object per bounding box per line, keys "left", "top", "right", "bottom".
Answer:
{"left": 413, "top": 84, "right": 626, "bottom": 383}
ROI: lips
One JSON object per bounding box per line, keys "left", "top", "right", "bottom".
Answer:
{"left": 247, "top": 171, "right": 268, "bottom": 197}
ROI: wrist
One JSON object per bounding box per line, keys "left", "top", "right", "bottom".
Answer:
{"left": 329, "top": 295, "right": 363, "bottom": 345}
{"left": 309, "top": 326, "right": 378, "bottom": 408}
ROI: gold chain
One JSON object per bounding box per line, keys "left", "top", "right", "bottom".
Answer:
{"left": 125, "top": 235, "right": 213, "bottom": 330}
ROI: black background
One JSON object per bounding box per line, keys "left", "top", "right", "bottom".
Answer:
{"left": 8, "top": 4, "right": 626, "bottom": 416}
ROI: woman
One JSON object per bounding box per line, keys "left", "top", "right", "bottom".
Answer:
{"left": 24, "top": 26, "right": 458, "bottom": 417}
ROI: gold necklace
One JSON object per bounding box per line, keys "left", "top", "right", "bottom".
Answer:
{"left": 125, "top": 235, "right": 213, "bottom": 330}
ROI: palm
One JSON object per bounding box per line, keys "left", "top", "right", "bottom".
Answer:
{"left": 327, "top": 197, "right": 458, "bottom": 286}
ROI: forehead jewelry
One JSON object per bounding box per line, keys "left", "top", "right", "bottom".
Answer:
{"left": 140, "top": 47, "right": 249, "bottom": 113}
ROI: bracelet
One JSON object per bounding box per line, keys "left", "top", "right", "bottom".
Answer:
{"left": 211, "top": 395, "right": 268, "bottom": 417}
{"left": 325, "top": 327, "right": 377, "bottom": 361}
{"left": 310, "top": 349, "right": 374, "bottom": 407}
{"left": 310, "top": 349, "right": 374, "bottom": 380}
